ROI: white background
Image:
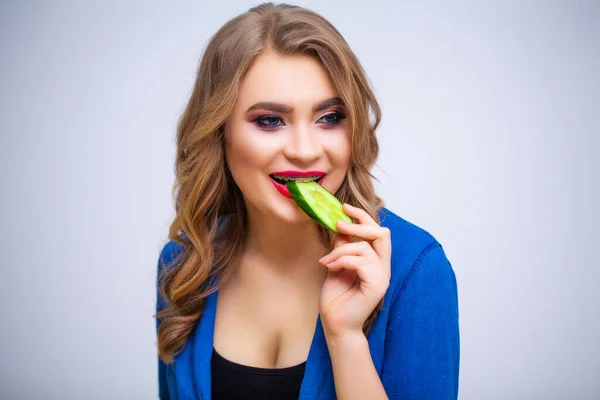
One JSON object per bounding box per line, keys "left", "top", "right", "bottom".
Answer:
{"left": 1, "top": 0, "right": 598, "bottom": 398}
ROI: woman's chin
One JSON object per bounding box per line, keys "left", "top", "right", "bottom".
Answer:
{"left": 273, "top": 201, "right": 313, "bottom": 224}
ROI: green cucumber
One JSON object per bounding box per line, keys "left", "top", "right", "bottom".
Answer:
{"left": 287, "top": 180, "right": 352, "bottom": 233}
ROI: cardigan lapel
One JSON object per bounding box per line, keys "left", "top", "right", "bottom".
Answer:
{"left": 298, "top": 314, "right": 336, "bottom": 399}
{"left": 191, "top": 288, "right": 218, "bottom": 400}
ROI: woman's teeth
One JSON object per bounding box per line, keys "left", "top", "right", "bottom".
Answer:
{"left": 270, "top": 175, "right": 323, "bottom": 184}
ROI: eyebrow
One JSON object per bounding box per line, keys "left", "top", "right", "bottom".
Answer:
{"left": 246, "top": 96, "right": 344, "bottom": 114}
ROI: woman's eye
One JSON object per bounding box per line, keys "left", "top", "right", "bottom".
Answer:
{"left": 254, "top": 115, "right": 285, "bottom": 128}
{"left": 317, "top": 112, "right": 347, "bottom": 126}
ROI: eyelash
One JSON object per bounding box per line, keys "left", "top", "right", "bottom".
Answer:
{"left": 253, "top": 111, "right": 347, "bottom": 129}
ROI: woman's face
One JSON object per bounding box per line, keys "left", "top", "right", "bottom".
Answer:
{"left": 225, "top": 50, "right": 351, "bottom": 225}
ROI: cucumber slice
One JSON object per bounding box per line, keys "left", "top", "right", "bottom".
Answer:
{"left": 287, "top": 180, "right": 352, "bottom": 233}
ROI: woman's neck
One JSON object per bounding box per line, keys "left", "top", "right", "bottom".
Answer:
{"left": 237, "top": 207, "right": 329, "bottom": 284}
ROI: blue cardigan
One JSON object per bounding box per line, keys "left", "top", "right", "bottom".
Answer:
{"left": 156, "top": 208, "right": 460, "bottom": 399}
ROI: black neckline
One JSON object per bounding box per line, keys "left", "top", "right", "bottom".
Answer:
{"left": 212, "top": 347, "right": 307, "bottom": 376}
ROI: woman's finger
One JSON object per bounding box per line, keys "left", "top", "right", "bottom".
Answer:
{"left": 337, "top": 220, "right": 391, "bottom": 261}
{"left": 333, "top": 233, "right": 352, "bottom": 249}
{"left": 319, "top": 240, "right": 377, "bottom": 266}
{"left": 342, "top": 203, "right": 378, "bottom": 226}
{"left": 336, "top": 220, "right": 382, "bottom": 241}
{"left": 326, "top": 255, "right": 390, "bottom": 293}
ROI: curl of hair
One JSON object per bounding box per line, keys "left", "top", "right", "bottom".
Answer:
{"left": 156, "top": 2, "right": 384, "bottom": 364}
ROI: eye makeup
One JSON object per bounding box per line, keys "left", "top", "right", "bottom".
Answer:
{"left": 251, "top": 110, "right": 347, "bottom": 130}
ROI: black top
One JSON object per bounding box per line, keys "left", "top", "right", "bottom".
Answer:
{"left": 211, "top": 347, "right": 306, "bottom": 400}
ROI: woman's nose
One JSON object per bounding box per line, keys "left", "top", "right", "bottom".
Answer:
{"left": 282, "top": 124, "right": 323, "bottom": 163}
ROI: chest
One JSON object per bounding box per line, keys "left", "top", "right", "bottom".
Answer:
{"left": 213, "top": 278, "right": 321, "bottom": 369}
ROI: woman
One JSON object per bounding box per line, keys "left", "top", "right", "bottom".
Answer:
{"left": 156, "top": 3, "right": 459, "bottom": 399}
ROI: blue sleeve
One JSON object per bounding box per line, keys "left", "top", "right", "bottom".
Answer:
{"left": 156, "top": 245, "right": 171, "bottom": 400}
{"left": 382, "top": 243, "right": 460, "bottom": 399}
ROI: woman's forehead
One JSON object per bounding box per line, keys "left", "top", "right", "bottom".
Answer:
{"left": 236, "top": 50, "right": 339, "bottom": 110}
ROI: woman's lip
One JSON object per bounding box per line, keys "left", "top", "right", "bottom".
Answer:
{"left": 269, "top": 176, "right": 326, "bottom": 199}
{"left": 270, "top": 170, "right": 326, "bottom": 177}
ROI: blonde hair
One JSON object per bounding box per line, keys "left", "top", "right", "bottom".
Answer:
{"left": 157, "top": 2, "right": 384, "bottom": 364}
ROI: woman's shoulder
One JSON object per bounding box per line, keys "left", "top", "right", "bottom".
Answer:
{"left": 377, "top": 206, "right": 439, "bottom": 249}
{"left": 157, "top": 218, "right": 227, "bottom": 272}
{"left": 377, "top": 207, "right": 454, "bottom": 300}
{"left": 157, "top": 237, "right": 187, "bottom": 274}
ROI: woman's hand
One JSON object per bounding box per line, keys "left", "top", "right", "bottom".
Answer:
{"left": 318, "top": 203, "right": 392, "bottom": 338}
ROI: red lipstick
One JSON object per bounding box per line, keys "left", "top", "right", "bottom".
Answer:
{"left": 270, "top": 170, "right": 326, "bottom": 177}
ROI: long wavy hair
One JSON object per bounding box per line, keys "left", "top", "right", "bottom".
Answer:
{"left": 156, "top": 2, "right": 384, "bottom": 364}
